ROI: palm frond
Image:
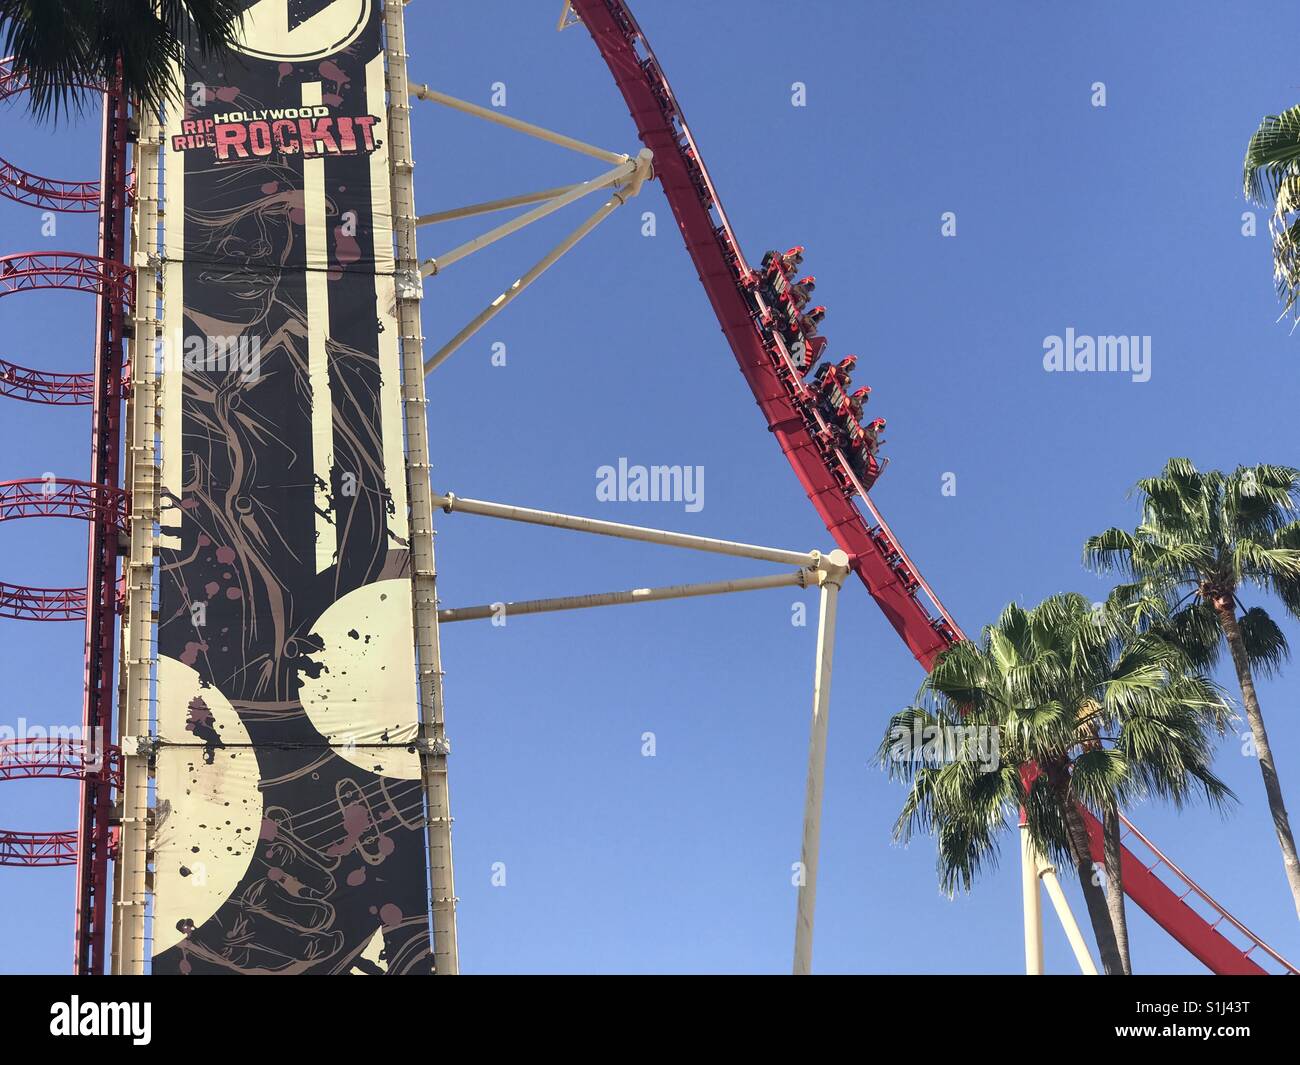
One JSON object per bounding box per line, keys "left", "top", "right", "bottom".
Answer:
{"left": 0, "top": 0, "right": 244, "bottom": 121}
{"left": 1236, "top": 606, "right": 1291, "bottom": 678}
{"left": 1244, "top": 105, "right": 1300, "bottom": 206}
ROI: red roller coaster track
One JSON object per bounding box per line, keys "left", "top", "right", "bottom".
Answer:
{"left": 0, "top": 831, "right": 77, "bottom": 868}
{"left": 0, "top": 59, "right": 101, "bottom": 213}
{"left": 0, "top": 56, "right": 131, "bottom": 974}
{"left": 0, "top": 358, "right": 94, "bottom": 405}
{"left": 0, "top": 739, "right": 122, "bottom": 786}
{"left": 0, "top": 582, "right": 87, "bottom": 622}
{"left": 0, "top": 252, "right": 133, "bottom": 307}
{"left": 0, "top": 739, "right": 120, "bottom": 871}
{"left": 0, "top": 478, "right": 127, "bottom": 529}
{"left": 0, "top": 478, "right": 124, "bottom": 624}
{"left": 571, "top": 0, "right": 1297, "bottom": 975}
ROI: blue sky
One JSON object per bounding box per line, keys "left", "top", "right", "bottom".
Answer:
{"left": 2, "top": 0, "right": 1300, "bottom": 974}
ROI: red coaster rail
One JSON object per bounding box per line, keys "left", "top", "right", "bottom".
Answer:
{"left": 0, "top": 476, "right": 125, "bottom": 631}
{"left": 0, "top": 58, "right": 101, "bottom": 213}
{"left": 0, "top": 831, "right": 78, "bottom": 868}
{"left": 0, "top": 739, "right": 122, "bottom": 786}
{"left": 570, "top": 0, "right": 1295, "bottom": 975}
{"left": 0, "top": 58, "right": 132, "bottom": 974}
{"left": 0, "top": 358, "right": 95, "bottom": 405}
{"left": 0, "top": 582, "right": 87, "bottom": 622}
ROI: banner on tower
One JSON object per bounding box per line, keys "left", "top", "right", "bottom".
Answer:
{"left": 151, "top": 0, "right": 433, "bottom": 975}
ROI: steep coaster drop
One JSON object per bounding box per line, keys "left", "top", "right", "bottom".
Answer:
{"left": 569, "top": 0, "right": 1297, "bottom": 975}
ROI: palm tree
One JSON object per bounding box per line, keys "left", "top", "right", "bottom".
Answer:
{"left": 1244, "top": 106, "right": 1300, "bottom": 322}
{"left": 0, "top": 0, "right": 243, "bottom": 119}
{"left": 1086, "top": 458, "right": 1300, "bottom": 923}
{"left": 878, "top": 593, "right": 1233, "bottom": 974}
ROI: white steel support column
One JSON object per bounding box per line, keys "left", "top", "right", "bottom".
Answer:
{"left": 792, "top": 550, "right": 849, "bottom": 975}
{"left": 111, "top": 100, "right": 163, "bottom": 976}
{"left": 1020, "top": 823, "right": 1044, "bottom": 976}
{"left": 1038, "top": 860, "right": 1099, "bottom": 975}
{"left": 384, "top": 0, "right": 459, "bottom": 974}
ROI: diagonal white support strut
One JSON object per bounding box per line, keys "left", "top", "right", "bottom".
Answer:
{"left": 421, "top": 158, "right": 637, "bottom": 276}
{"left": 439, "top": 570, "right": 809, "bottom": 623}
{"left": 409, "top": 82, "right": 629, "bottom": 165}
{"left": 416, "top": 181, "right": 599, "bottom": 226}
{"left": 421, "top": 149, "right": 652, "bottom": 374}
{"left": 433, "top": 491, "right": 819, "bottom": 567}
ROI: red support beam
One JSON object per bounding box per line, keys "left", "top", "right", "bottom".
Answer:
{"left": 0, "top": 57, "right": 131, "bottom": 973}
{"left": 0, "top": 831, "right": 78, "bottom": 868}
{"left": 73, "top": 76, "right": 130, "bottom": 977}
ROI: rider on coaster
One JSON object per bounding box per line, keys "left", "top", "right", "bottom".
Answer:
{"left": 814, "top": 354, "right": 856, "bottom": 393}
{"left": 799, "top": 305, "right": 826, "bottom": 339}
{"left": 790, "top": 275, "right": 816, "bottom": 310}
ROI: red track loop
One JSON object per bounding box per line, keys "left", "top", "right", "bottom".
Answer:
{"left": 0, "top": 357, "right": 94, "bottom": 405}
{"left": 0, "top": 830, "right": 77, "bottom": 867}
{"left": 0, "top": 581, "right": 86, "bottom": 622}
{"left": 0, "top": 738, "right": 122, "bottom": 786}
{"left": 0, "top": 59, "right": 101, "bottom": 212}
{"left": 0, "top": 478, "right": 128, "bottom": 531}
{"left": 0, "top": 481, "right": 124, "bottom": 624}
{"left": 0, "top": 252, "right": 133, "bottom": 310}
{"left": 572, "top": 0, "right": 1296, "bottom": 976}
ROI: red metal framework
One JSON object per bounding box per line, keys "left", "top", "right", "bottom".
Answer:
{"left": 0, "top": 56, "right": 131, "bottom": 973}
{"left": 0, "top": 252, "right": 133, "bottom": 306}
{"left": 0, "top": 58, "right": 101, "bottom": 212}
{"left": 0, "top": 582, "right": 87, "bottom": 622}
{"left": 0, "top": 358, "right": 95, "bottom": 405}
{"left": 0, "top": 739, "right": 120, "bottom": 872}
{"left": 0, "top": 831, "right": 77, "bottom": 868}
{"left": 0, "top": 478, "right": 127, "bottom": 529}
{"left": 72, "top": 77, "right": 131, "bottom": 976}
{"left": 0, "top": 738, "right": 122, "bottom": 786}
{"left": 571, "top": 0, "right": 1296, "bottom": 976}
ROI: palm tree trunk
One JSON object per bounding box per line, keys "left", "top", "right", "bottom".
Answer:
{"left": 1103, "top": 807, "right": 1131, "bottom": 974}
{"left": 1215, "top": 604, "right": 1300, "bottom": 922}
{"left": 1063, "top": 801, "right": 1125, "bottom": 974}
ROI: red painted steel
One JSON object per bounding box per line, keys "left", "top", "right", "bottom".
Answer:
{"left": 571, "top": 0, "right": 1295, "bottom": 976}
{"left": 0, "top": 738, "right": 122, "bottom": 787}
{"left": 73, "top": 79, "right": 130, "bottom": 976}
{"left": 570, "top": 1, "right": 956, "bottom": 668}
{"left": 0, "top": 73, "right": 131, "bottom": 977}
{"left": 0, "top": 831, "right": 78, "bottom": 868}
{"left": 0, "top": 58, "right": 101, "bottom": 212}
{"left": 0, "top": 581, "right": 87, "bottom": 622}
{"left": 0, "top": 358, "right": 95, "bottom": 405}
{"left": 0, "top": 252, "right": 133, "bottom": 306}
{"left": 0, "top": 478, "right": 127, "bottom": 529}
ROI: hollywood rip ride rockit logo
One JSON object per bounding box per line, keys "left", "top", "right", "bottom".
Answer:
{"left": 171, "top": 106, "right": 381, "bottom": 163}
